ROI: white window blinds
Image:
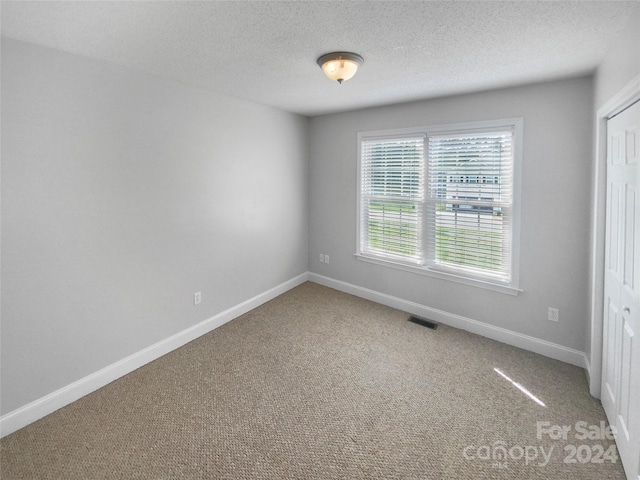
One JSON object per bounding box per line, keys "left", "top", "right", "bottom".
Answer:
{"left": 360, "top": 136, "right": 425, "bottom": 264}
{"left": 426, "top": 129, "right": 514, "bottom": 283}
{"left": 357, "top": 120, "right": 520, "bottom": 292}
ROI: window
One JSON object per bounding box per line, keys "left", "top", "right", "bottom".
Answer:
{"left": 357, "top": 119, "right": 522, "bottom": 294}
{"left": 360, "top": 135, "right": 425, "bottom": 263}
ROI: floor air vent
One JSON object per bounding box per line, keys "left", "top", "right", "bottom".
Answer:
{"left": 408, "top": 315, "right": 438, "bottom": 330}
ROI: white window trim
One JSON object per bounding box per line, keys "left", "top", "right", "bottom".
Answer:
{"left": 356, "top": 118, "right": 523, "bottom": 296}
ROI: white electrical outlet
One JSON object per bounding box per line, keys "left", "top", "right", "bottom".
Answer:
{"left": 194, "top": 291, "right": 202, "bottom": 306}
{"left": 325, "top": 255, "right": 330, "bottom": 264}
{"left": 548, "top": 307, "right": 559, "bottom": 322}
{"left": 319, "top": 253, "right": 325, "bottom": 263}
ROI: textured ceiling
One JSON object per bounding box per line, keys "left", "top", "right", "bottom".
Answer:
{"left": 1, "top": 1, "right": 638, "bottom": 116}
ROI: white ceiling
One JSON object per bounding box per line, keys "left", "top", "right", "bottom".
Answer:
{"left": 1, "top": 1, "right": 638, "bottom": 116}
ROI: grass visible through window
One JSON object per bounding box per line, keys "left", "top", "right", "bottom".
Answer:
{"left": 367, "top": 202, "right": 504, "bottom": 271}
{"left": 436, "top": 225, "right": 502, "bottom": 271}
{"left": 367, "top": 201, "right": 419, "bottom": 258}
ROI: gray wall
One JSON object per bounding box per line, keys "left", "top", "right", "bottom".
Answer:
{"left": 309, "top": 77, "right": 593, "bottom": 352}
{"left": 1, "top": 39, "right": 309, "bottom": 415}
{"left": 594, "top": 7, "right": 640, "bottom": 110}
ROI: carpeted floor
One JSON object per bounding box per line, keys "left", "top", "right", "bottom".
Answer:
{"left": 0, "top": 282, "right": 627, "bottom": 479}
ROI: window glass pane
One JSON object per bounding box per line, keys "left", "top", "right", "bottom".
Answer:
{"left": 361, "top": 137, "right": 424, "bottom": 264}
{"left": 427, "top": 130, "right": 513, "bottom": 282}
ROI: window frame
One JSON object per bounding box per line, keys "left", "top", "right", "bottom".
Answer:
{"left": 356, "top": 118, "right": 523, "bottom": 296}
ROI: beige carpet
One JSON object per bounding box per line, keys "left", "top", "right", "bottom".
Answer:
{"left": 0, "top": 282, "right": 627, "bottom": 479}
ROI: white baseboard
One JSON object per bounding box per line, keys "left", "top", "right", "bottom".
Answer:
{"left": 584, "top": 355, "right": 594, "bottom": 392}
{"left": 0, "top": 272, "right": 309, "bottom": 438}
{"left": 309, "top": 273, "right": 588, "bottom": 369}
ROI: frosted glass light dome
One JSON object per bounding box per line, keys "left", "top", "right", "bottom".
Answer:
{"left": 317, "top": 52, "right": 364, "bottom": 84}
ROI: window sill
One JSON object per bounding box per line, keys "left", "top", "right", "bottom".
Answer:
{"left": 354, "top": 254, "right": 522, "bottom": 296}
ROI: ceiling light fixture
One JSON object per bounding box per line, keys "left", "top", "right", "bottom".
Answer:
{"left": 317, "top": 52, "right": 364, "bottom": 84}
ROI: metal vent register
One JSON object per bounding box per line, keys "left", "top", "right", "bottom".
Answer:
{"left": 408, "top": 315, "right": 438, "bottom": 330}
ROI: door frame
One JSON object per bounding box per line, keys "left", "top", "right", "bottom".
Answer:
{"left": 589, "top": 74, "right": 640, "bottom": 398}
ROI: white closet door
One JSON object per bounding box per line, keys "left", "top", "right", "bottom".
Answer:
{"left": 602, "top": 100, "right": 640, "bottom": 479}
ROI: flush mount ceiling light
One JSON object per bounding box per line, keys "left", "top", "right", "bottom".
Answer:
{"left": 317, "top": 52, "right": 364, "bottom": 84}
